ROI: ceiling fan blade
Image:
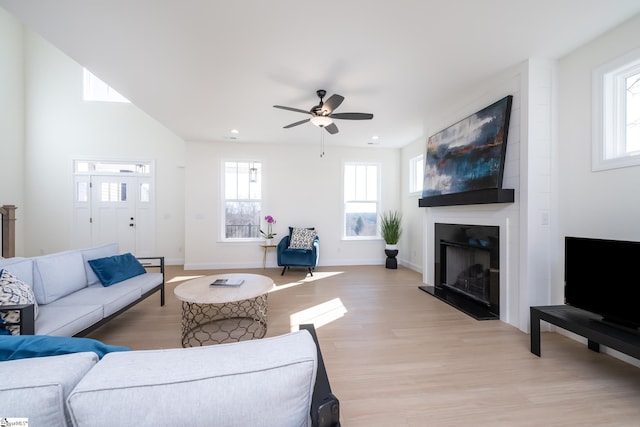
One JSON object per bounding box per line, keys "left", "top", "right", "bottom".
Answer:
{"left": 284, "top": 118, "right": 310, "bottom": 128}
{"left": 274, "top": 105, "right": 311, "bottom": 115}
{"left": 321, "top": 94, "right": 344, "bottom": 115}
{"left": 330, "top": 112, "right": 374, "bottom": 120}
{"left": 324, "top": 122, "right": 339, "bottom": 134}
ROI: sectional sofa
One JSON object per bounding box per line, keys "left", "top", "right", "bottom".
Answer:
{"left": 0, "top": 243, "right": 164, "bottom": 336}
{"left": 0, "top": 325, "right": 340, "bottom": 427}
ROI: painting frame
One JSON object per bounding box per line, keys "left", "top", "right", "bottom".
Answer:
{"left": 422, "top": 95, "right": 513, "bottom": 198}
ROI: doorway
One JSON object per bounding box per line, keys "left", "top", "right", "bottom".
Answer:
{"left": 72, "top": 160, "right": 155, "bottom": 256}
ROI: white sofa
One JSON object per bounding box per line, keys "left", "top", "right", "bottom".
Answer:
{"left": 0, "top": 243, "right": 164, "bottom": 336}
{"left": 0, "top": 329, "right": 325, "bottom": 427}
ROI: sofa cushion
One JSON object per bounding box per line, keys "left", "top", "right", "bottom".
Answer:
{"left": 47, "top": 285, "right": 141, "bottom": 317}
{"left": 88, "top": 253, "right": 146, "bottom": 287}
{"left": 35, "top": 305, "right": 104, "bottom": 336}
{"left": 289, "top": 227, "right": 317, "bottom": 249}
{"left": 104, "top": 271, "right": 163, "bottom": 295}
{"left": 81, "top": 243, "right": 119, "bottom": 286}
{"left": 33, "top": 250, "right": 88, "bottom": 304}
{"left": 0, "top": 335, "right": 130, "bottom": 361}
{"left": 0, "top": 269, "right": 39, "bottom": 335}
{"left": 0, "top": 257, "right": 33, "bottom": 285}
{"left": 67, "top": 330, "right": 318, "bottom": 427}
{"left": 0, "top": 352, "right": 98, "bottom": 427}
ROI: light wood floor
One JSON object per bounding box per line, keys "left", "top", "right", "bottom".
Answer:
{"left": 88, "top": 265, "right": 640, "bottom": 426}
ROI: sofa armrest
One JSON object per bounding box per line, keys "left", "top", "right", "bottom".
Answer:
{"left": 136, "top": 256, "right": 165, "bottom": 306}
{"left": 0, "top": 304, "right": 35, "bottom": 335}
{"left": 136, "top": 256, "right": 164, "bottom": 276}
{"left": 300, "top": 324, "right": 341, "bottom": 427}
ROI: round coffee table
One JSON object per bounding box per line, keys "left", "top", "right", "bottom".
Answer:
{"left": 173, "top": 273, "right": 274, "bottom": 347}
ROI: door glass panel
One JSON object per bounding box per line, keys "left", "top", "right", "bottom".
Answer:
{"left": 140, "top": 183, "right": 150, "bottom": 202}
{"left": 100, "top": 182, "right": 127, "bottom": 202}
{"left": 77, "top": 182, "right": 88, "bottom": 202}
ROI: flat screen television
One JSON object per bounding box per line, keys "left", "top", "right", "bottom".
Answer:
{"left": 565, "top": 236, "right": 640, "bottom": 330}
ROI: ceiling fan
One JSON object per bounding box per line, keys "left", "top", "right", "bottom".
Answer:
{"left": 273, "top": 89, "right": 373, "bottom": 134}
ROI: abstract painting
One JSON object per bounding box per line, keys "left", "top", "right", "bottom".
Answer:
{"left": 422, "top": 95, "right": 513, "bottom": 197}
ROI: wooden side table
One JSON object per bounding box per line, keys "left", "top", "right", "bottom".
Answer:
{"left": 260, "top": 244, "right": 277, "bottom": 268}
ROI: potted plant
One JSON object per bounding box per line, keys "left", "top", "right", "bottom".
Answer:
{"left": 380, "top": 210, "right": 402, "bottom": 269}
{"left": 259, "top": 215, "right": 277, "bottom": 245}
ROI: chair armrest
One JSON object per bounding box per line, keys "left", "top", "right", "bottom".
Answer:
{"left": 300, "top": 324, "right": 340, "bottom": 427}
{"left": 0, "top": 304, "right": 35, "bottom": 335}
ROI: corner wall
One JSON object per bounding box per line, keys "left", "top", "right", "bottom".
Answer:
{"left": 19, "top": 26, "right": 186, "bottom": 261}
{"left": 0, "top": 8, "right": 25, "bottom": 255}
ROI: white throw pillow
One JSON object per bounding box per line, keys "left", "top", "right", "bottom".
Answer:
{"left": 289, "top": 228, "right": 317, "bottom": 250}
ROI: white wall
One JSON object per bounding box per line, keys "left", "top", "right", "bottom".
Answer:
{"left": 555, "top": 14, "right": 640, "bottom": 302}
{"left": 400, "top": 137, "right": 426, "bottom": 273}
{"left": 17, "top": 24, "right": 186, "bottom": 261}
{"left": 0, "top": 8, "right": 25, "bottom": 255}
{"left": 184, "top": 141, "right": 400, "bottom": 269}
{"left": 409, "top": 58, "right": 557, "bottom": 332}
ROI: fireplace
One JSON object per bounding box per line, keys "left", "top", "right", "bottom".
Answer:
{"left": 420, "top": 223, "right": 499, "bottom": 320}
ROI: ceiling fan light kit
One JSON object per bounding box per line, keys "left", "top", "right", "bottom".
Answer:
{"left": 310, "top": 115, "right": 333, "bottom": 127}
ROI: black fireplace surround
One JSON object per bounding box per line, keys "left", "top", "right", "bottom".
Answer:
{"left": 420, "top": 223, "right": 500, "bottom": 320}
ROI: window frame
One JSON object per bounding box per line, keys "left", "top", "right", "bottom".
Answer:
{"left": 342, "top": 161, "right": 380, "bottom": 240}
{"left": 409, "top": 154, "right": 424, "bottom": 195}
{"left": 592, "top": 47, "right": 640, "bottom": 171}
{"left": 83, "top": 68, "right": 130, "bottom": 103}
{"left": 221, "top": 160, "right": 263, "bottom": 242}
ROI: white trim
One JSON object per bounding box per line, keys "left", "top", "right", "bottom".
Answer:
{"left": 592, "top": 48, "right": 640, "bottom": 171}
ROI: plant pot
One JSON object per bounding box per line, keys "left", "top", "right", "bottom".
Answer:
{"left": 384, "top": 248, "right": 398, "bottom": 269}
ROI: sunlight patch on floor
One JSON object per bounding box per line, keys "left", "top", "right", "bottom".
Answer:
{"left": 270, "top": 271, "right": 345, "bottom": 293}
{"left": 166, "top": 275, "right": 204, "bottom": 284}
{"left": 289, "top": 298, "right": 347, "bottom": 331}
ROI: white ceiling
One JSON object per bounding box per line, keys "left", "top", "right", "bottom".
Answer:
{"left": 2, "top": 1, "right": 640, "bottom": 148}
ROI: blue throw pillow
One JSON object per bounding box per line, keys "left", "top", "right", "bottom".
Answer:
{"left": 88, "top": 253, "right": 146, "bottom": 287}
{"left": 0, "top": 335, "right": 130, "bottom": 361}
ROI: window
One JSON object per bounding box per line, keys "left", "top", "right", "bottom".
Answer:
{"left": 344, "top": 163, "right": 379, "bottom": 238}
{"left": 223, "top": 161, "right": 262, "bottom": 240}
{"left": 74, "top": 160, "right": 151, "bottom": 175}
{"left": 83, "top": 68, "right": 130, "bottom": 103}
{"left": 593, "top": 48, "right": 640, "bottom": 171}
{"left": 409, "top": 154, "right": 424, "bottom": 194}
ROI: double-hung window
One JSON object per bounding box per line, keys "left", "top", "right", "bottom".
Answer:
{"left": 592, "top": 48, "right": 640, "bottom": 171}
{"left": 344, "top": 162, "right": 379, "bottom": 238}
{"left": 223, "top": 161, "right": 262, "bottom": 240}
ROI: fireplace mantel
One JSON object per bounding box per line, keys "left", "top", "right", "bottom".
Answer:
{"left": 418, "top": 188, "right": 514, "bottom": 208}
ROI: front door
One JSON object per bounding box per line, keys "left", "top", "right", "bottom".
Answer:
{"left": 71, "top": 160, "right": 155, "bottom": 256}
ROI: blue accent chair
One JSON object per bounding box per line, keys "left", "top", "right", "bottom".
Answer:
{"left": 277, "top": 232, "right": 319, "bottom": 276}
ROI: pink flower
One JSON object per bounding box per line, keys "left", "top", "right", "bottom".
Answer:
{"left": 260, "top": 215, "right": 277, "bottom": 239}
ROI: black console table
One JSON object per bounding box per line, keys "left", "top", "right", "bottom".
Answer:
{"left": 530, "top": 305, "right": 640, "bottom": 360}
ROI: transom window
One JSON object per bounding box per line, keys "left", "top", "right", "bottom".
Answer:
{"left": 592, "top": 48, "right": 640, "bottom": 171}
{"left": 74, "top": 160, "right": 151, "bottom": 175}
{"left": 83, "top": 68, "right": 130, "bottom": 103}
{"left": 344, "top": 163, "right": 379, "bottom": 238}
{"left": 223, "top": 161, "right": 262, "bottom": 240}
